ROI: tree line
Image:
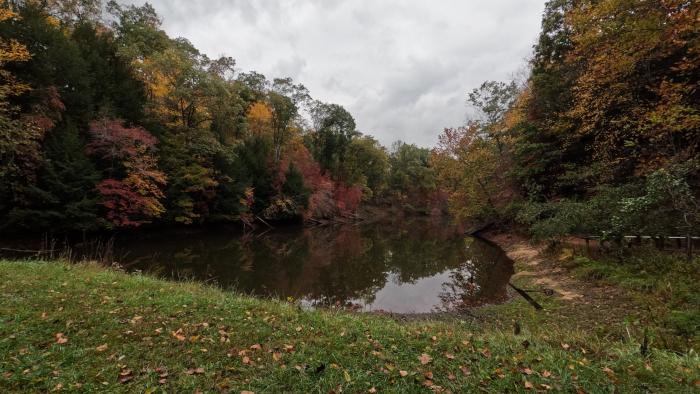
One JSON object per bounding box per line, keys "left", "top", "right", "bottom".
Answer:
{"left": 0, "top": 0, "right": 448, "bottom": 233}
{"left": 3, "top": 0, "right": 697, "bottom": 241}
{"left": 433, "top": 0, "right": 700, "bottom": 244}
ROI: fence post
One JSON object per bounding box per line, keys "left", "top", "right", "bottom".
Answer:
{"left": 688, "top": 235, "right": 694, "bottom": 259}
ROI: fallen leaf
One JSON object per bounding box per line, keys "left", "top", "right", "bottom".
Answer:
{"left": 424, "top": 372, "right": 434, "bottom": 379}
{"left": 56, "top": 337, "right": 68, "bottom": 344}
{"left": 460, "top": 366, "right": 472, "bottom": 375}
{"left": 369, "top": 388, "right": 376, "bottom": 393}
{"left": 250, "top": 344, "right": 261, "bottom": 350}
{"left": 577, "top": 388, "right": 587, "bottom": 394}
{"left": 543, "top": 370, "right": 552, "bottom": 377}
{"left": 96, "top": 344, "right": 108, "bottom": 352}
{"left": 520, "top": 367, "right": 534, "bottom": 375}
{"left": 481, "top": 350, "right": 491, "bottom": 358}
{"left": 449, "top": 373, "right": 456, "bottom": 380}
{"left": 445, "top": 352, "right": 456, "bottom": 359}
{"left": 422, "top": 380, "right": 434, "bottom": 387}
{"left": 344, "top": 371, "right": 351, "bottom": 382}
{"left": 158, "top": 379, "right": 166, "bottom": 384}
{"left": 562, "top": 344, "right": 570, "bottom": 351}
{"left": 418, "top": 353, "right": 433, "bottom": 365}
{"left": 400, "top": 370, "right": 408, "bottom": 377}
{"left": 273, "top": 353, "right": 282, "bottom": 361}
{"left": 241, "top": 391, "right": 255, "bottom": 394}
{"left": 295, "top": 365, "right": 301, "bottom": 371}
{"left": 55, "top": 333, "right": 64, "bottom": 339}
{"left": 295, "top": 327, "right": 302, "bottom": 332}
{"left": 21, "top": 369, "right": 29, "bottom": 375}
{"left": 219, "top": 330, "right": 227, "bottom": 335}
{"left": 524, "top": 381, "right": 534, "bottom": 389}
{"left": 692, "top": 381, "right": 700, "bottom": 387}
{"left": 144, "top": 388, "right": 157, "bottom": 394}
{"left": 461, "top": 340, "right": 469, "bottom": 345}
{"left": 195, "top": 368, "right": 204, "bottom": 374}
{"left": 645, "top": 364, "right": 653, "bottom": 372}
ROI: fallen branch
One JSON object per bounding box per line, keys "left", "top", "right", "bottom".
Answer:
{"left": 254, "top": 215, "right": 274, "bottom": 229}
{"left": 508, "top": 283, "right": 544, "bottom": 310}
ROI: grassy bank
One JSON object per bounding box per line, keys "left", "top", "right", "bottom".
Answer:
{"left": 1, "top": 260, "right": 699, "bottom": 393}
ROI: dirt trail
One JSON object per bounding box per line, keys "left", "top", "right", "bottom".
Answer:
{"left": 482, "top": 232, "right": 644, "bottom": 328}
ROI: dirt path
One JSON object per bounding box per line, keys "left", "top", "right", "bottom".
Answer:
{"left": 482, "top": 232, "right": 645, "bottom": 330}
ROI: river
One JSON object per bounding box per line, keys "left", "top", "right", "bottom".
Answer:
{"left": 114, "top": 217, "right": 514, "bottom": 313}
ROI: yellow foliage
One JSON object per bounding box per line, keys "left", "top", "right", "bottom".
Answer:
{"left": 0, "top": 1, "right": 32, "bottom": 97}
{"left": 246, "top": 101, "right": 272, "bottom": 138}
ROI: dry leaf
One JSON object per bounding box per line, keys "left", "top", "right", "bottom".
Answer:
{"left": 524, "top": 381, "right": 534, "bottom": 389}
{"left": 445, "top": 352, "right": 456, "bottom": 359}
{"left": 400, "top": 370, "right": 408, "bottom": 377}
{"left": 96, "top": 344, "right": 108, "bottom": 352}
{"left": 418, "top": 354, "right": 433, "bottom": 365}
{"left": 520, "top": 367, "right": 534, "bottom": 375}
{"left": 543, "top": 370, "right": 552, "bottom": 377}
{"left": 448, "top": 373, "right": 456, "bottom": 380}
{"left": 481, "top": 350, "right": 491, "bottom": 358}
{"left": 424, "top": 372, "right": 434, "bottom": 379}
{"left": 57, "top": 337, "right": 68, "bottom": 344}
{"left": 368, "top": 388, "right": 376, "bottom": 393}
{"left": 241, "top": 391, "right": 255, "bottom": 394}
{"left": 295, "top": 327, "right": 302, "bottom": 332}
{"left": 273, "top": 353, "right": 282, "bottom": 361}
{"left": 645, "top": 364, "right": 653, "bottom": 372}
{"left": 460, "top": 366, "right": 472, "bottom": 375}
{"left": 422, "top": 380, "right": 434, "bottom": 387}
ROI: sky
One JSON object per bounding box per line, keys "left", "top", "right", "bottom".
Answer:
{"left": 123, "top": 0, "right": 547, "bottom": 148}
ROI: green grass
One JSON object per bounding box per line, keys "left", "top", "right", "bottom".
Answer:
{"left": 1, "top": 260, "right": 700, "bottom": 393}
{"left": 572, "top": 248, "right": 700, "bottom": 338}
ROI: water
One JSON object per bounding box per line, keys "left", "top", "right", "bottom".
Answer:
{"left": 116, "top": 217, "right": 514, "bottom": 313}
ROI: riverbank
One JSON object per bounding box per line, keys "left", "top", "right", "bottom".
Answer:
{"left": 479, "top": 230, "right": 700, "bottom": 353}
{"left": 1, "top": 259, "right": 699, "bottom": 393}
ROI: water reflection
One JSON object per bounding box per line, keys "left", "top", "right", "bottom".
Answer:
{"left": 117, "top": 218, "right": 514, "bottom": 313}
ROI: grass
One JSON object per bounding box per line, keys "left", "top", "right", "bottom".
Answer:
{"left": 570, "top": 245, "right": 700, "bottom": 338}
{"left": 1, "top": 259, "right": 700, "bottom": 393}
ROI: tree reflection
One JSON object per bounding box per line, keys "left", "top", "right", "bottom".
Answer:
{"left": 117, "top": 218, "right": 514, "bottom": 312}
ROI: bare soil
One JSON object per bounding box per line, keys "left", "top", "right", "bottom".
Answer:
{"left": 481, "top": 231, "right": 646, "bottom": 331}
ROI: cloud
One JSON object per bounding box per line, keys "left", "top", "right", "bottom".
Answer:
{"left": 121, "top": 0, "right": 546, "bottom": 148}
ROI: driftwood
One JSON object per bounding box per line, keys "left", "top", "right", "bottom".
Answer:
{"left": 254, "top": 215, "right": 274, "bottom": 229}
{"left": 508, "top": 283, "right": 544, "bottom": 310}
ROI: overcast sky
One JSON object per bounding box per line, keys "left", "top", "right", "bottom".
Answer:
{"left": 123, "top": 0, "right": 547, "bottom": 148}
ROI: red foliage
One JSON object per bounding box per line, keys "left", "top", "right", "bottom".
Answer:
{"left": 95, "top": 179, "right": 162, "bottom": 227}
{"left": 333, "top": 181, "right": 362, "bottom": 214}
{"left": 88, "top": 118, "right": 158, "bottom": 162}
{"left": 21, "top": 86, "right": 66, "bottom": 132}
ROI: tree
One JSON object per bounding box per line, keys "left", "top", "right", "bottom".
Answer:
{"left": 432, "top": 124, "right": 499, "bottom": 221}
{"left": 467, "top": 80, "right": 519, "bottom": 153}
{"left": 43, "top": 0, "right": 103, "bottom": 27}
{"left": 267, "top": 78, "right": 310, "bottom": 162}
{"left": 344, "top": 135, "right": 389, "bottom": 200}
{"left": 88, "top": 118, "right": 165, "bottom": 227}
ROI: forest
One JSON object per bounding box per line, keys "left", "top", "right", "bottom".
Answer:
{"left": 1, "top": 0, "right": 699, "bottom": 244}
